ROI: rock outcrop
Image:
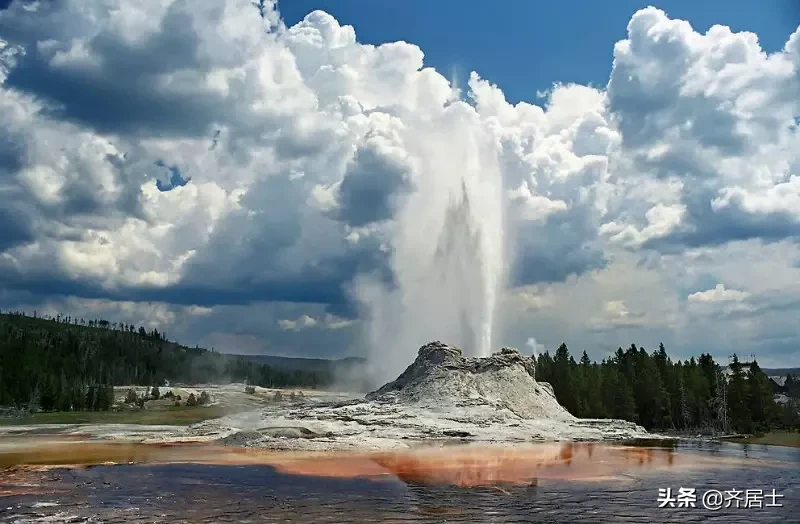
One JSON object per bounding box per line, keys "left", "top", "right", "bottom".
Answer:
{"left": 366, "top": 341, "right": 573, "bottom": 421}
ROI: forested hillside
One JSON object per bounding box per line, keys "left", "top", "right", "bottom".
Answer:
{"left": 0, "top": 311, "right": 330, "bottom": 410}
{"left": 4, "top": 308, "right": 798, "bottom": 432}
{"left": 535, "top": 343, "right": 800, "bottom": 434}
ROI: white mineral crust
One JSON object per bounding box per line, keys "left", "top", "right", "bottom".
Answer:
{"left": 190, "top": 342, "right": 650, "bottom": 451}
{"left": 0, "top": 342, "right": 651, "bottom": 450}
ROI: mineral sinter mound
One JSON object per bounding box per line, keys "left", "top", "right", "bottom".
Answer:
{"left": 190, "top": 341, "right": 649, "bottom": 451}
{"left": 366, "top": 341, "right": 574, "bottom": 421}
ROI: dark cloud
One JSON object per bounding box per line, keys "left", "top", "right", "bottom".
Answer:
{"left": 610, "top": 89, "right": 751, "bottom": 159}
{"left": 513, "top": 244, "right": 606, "bottom": 286}
{"left": 180, "top": 178, "right": 306, "bottom": 284}
{"left": 0, "top": 231, "right": 389, "bottom": 317}
{"left": 0, "top": 129, "right": 25, "bottom": 175}
{"left": 177, "top": 236, "right": 390, "bottom": 312}
{"left": 0, "top": 265, "right": 346, "bottom": 310}
{"left": 0, "top": 131, "right": 33, "bottom": 250}
{"left": 0, "top": 0, "right": 272, "bottom": 138}
{"left": 511, "top": 208, "right": 607, "bottom": 286}
{"left": 5, "top": 52, "right": 221, "bottom": 137}
{"left": 194, "top": 319, "right": 358, "bottom": 359}
{"left": 644, "top": 188, "right": 800, "bottom": 251}
{"left": 335, "top": 143, "right": 410, "bottom": 227}
{"left": 0, "top": 138, "right": 145, "bottom": 236}
{"left": 703, "top": 292, "right": 800, "bottom": 322}
{"left": 0, "top": 270, "right": 118, "bottom": 302}
{"left": 178, "top": 246, "right": 384, "bottom": 310}
{"left": 138, "top": 276, "right": 347, "bottom": 309}
{"left": 0, "top": 204, "right": 35, "bottom": 251}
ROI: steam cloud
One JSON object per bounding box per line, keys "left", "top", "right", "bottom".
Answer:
{"left": 354, "top": 102, "right": 507, "bottom": 382}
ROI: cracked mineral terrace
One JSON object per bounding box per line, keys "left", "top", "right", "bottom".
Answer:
{"left": 0, "top": 342, "right": 652, "bottom": 451}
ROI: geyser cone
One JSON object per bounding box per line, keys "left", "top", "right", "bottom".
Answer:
{"left": 367, "top": 341, "right": 574, "bottom": 421}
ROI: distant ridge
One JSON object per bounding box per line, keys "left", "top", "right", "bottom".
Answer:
{"left": 233, "top": 354, "right": 374, "bottom": 392}
{"left": 232, "top": 354, "right": 367, "bottom": 373}
{"left": 762, "top": 368, "right": 800, "bottom": 376}
{"left": 0, "top": 311, "right": 331, "bottom": 409}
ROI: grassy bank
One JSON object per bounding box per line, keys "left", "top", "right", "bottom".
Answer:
{"left": 722, "top": 431, "right": 800, "bottom": 448}
{"left": 0, "top": 404, "right": 230, "bottom": 426}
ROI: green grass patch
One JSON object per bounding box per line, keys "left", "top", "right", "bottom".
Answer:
{"left": 0, "top": 405, "right": 230, "bottom": 426}
{"left": 723, "top": 431, "right": 800, "bottom": 448}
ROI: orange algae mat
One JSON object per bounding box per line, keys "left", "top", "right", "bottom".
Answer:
{"left": 0, "top": 438, "right": 750, "bottom": 488}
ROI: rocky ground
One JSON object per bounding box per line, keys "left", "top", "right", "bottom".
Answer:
{"left": 0, "top": 342, "right": 652, "bottom": 451}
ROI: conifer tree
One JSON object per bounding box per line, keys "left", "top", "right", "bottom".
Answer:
{"left": 727, "top": 355, "right": 752, "bottom": 433}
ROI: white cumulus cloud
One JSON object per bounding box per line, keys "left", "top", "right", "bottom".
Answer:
{"left": 688, "top": 284, "right": 751, "bottom": 303}
{"left": 0, "top": 1, "right": 798, "bottom": 367}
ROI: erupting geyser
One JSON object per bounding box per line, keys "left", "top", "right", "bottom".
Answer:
{"left": 432, "top": 183, "right": 498, "bottom": 362}
{"left": 356, "top": 103, "right": 506, "bottom": 382}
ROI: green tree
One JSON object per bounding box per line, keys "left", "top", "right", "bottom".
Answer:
{"left": 784, "top": 374, "right": 799, "bottom": 398}
{"left": 727, "top": 355, "right": 752, "bottom": 433}
{"left": 602, "top": 365, "right": 636, "bottom": 421}
{"left": 747, "top": 360, "right": 777, "bottom": 431}
{"left": 86, "top": 385, "right": 97, "bottom": 411}
{"left": 631, "top": 347, "right": 665, "bottom": 429}
{"left": 551, "top": 343, "right": 578, "bottom": 415}
{"left": 0, "top": 311, "right": 330, "bottom": 412}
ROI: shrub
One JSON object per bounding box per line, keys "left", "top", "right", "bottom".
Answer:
{"left": 151, "top": 386, "right": 160, "bottom": 400}
{"left": 186, "top": 393, "right": 197, "bottom": 406}
{"left": 198, "top": 391, "right": 211, "bottom": 405}
{"left": 244, "top": 385, "right": 256, "bottom": 394}
{"left": 125, "top": 388, "right": 138, "bottom": 404}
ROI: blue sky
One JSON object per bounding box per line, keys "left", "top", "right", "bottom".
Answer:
{"left": 279, "top": 0, "right": 799, "bottom": 103}
{"left": 1, "top": 0, "right": 799, "bottom": 368}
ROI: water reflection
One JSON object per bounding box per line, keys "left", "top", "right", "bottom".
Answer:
{"left": 360, "top": 441, "right": 739, "bottom": 488}
{"left": 1, "top": 439, "right": 755, "bottom": 487}
{"left": 1, "top": 439, "right": 796, "bottom": 523}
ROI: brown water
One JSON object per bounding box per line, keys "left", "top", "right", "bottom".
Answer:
{"left": 1, "top": 439, "right": 797, "bottom": 523}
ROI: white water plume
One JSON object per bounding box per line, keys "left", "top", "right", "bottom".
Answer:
{"left": 355, "top": 102, "right": 506, "bottom": 382}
